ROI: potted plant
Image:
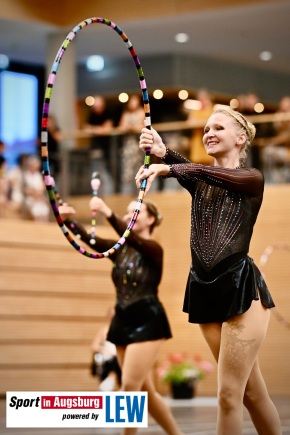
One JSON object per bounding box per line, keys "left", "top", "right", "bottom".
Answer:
{"left": 156, "top": 352, "right": 214, "bottom": 399}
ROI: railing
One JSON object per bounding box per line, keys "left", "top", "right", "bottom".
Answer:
{"left": 55, "top": 112, "right": 290, "bottom": 197}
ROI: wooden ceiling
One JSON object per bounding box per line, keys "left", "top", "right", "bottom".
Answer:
{"left": 0, "top": 0, "right": 276, "bottom": 27}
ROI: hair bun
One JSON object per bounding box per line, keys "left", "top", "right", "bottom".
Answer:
{"left": 247, "top": 121, "right": 256, "bottom": 141}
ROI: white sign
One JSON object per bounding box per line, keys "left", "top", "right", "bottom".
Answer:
{"left": 6, "top": 391, "right": 148, "bottom": 428}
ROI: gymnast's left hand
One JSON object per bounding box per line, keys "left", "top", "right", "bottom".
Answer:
{"left": 59, "top": 203, "right": 76, "bottom": 220}
{"left": 135, "top": 163, "right": 170, "bottom": 194}
{"left": 89, "top": 197, "right": 112, "bottom": 219}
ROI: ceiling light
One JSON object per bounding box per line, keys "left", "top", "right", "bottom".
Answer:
{"left": 175, "top": 33, "right": 189, "bottom": 43}
{"left": 254, "top": 102, "right": 264, "bottom": 113}
{"left": 153, "top": 89, "right": 163, "bottom": 99}
{"left": 119, "top": 93, "right": 129, "bottom": 103}
{"left": 85, "top": 96, "right": 95, "bottom": 106}
{"left": 230, "top": 99, "right": 239, "bottom": 109}
{"left": 259, "top": 51, "right": 273, "bottom": 62}
{"left": 178, "top": 90, "right": 189, "bottom": 100}
{"left": 86, "top": 55, "right": 104, "bottom": 71}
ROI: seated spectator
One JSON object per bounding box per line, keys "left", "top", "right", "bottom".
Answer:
{"left": 6, "top": 154, "right": 28, "bottom": 217}
{"left": 22, "top": 155, "right": 50, "bottom": 222}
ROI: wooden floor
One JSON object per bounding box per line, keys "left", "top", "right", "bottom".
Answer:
{"left": 1, "top": 396, "right": 289, "bottom": 434}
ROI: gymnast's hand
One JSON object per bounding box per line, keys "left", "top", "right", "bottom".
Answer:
{"left": 139, "top": 126, "right": 166, "bottom": 158}
{"left": 89, "top": 197, "right": 112, "bottom": 218}
{"left": 59, "top": 203, "right": 76, "bottom": 220}
{"left": 135, "top": 163, "right": 170, "bottom": 194}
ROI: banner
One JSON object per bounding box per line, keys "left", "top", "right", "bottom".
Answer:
{"left": 6, "top": 391, "right": 148, "bottom": 428}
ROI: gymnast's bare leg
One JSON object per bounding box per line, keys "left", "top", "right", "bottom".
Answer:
{"left": 199, "top": 300, "right": 281, "bottom": 435}
{"left": 117, "top": 340, "right": 184, "bottom": 435}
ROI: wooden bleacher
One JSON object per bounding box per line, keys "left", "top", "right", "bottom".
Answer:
{"left": 0, "top": 186, "right": 290, "bottom": 396}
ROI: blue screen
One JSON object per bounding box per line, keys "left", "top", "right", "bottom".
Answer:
{"left": 0, "top": 70, "right": 38, "bottom": 167}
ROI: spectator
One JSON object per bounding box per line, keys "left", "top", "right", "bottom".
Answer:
{"left": 6, "top": 153, "right": 29, "bottom": 218}
{"left": 239, "top": 92, "right": 275, "bottom": 170}
{"left": 261, "top": 95, "right": 290, "bottom": 183}
{"left": 47, "top": 114, "right": 62, "bottom": 181}
{"left": 118, "top": 95, "right": 145, "bottom": 194}
{"left": 235, "top": 94, "right": 248, "bottom": 113}
{"left": 187, "top": 89, "right": 214, "bottom": 165}
{"left": 22, "top": 155, "right": 50, "bottom": 222}
{"left": 83, "top": 95, "right": 114, "bottom": 195}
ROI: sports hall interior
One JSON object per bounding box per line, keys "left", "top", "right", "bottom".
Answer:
{"left": 0, "top": 1, "right": 289, "bottom": 433}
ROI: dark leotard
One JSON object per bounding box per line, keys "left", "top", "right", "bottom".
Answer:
{"left": 161, "top": 148, "right": 275, "bottom": 323}
{"left": 66, "top": 213, "right": 172, "bottom": 344}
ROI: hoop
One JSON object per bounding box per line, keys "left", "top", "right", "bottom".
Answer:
{"left": 259, "top": 242, "right": 290, "bottom": 330}
{"left": 41, "top": 17, "right": 151, "bottom": 259}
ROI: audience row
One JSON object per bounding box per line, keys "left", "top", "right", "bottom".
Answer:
{"left": 1, "top": 90, "right": 290, "bottom": 220}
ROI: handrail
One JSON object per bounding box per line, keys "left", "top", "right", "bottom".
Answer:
{"left": 55, "top": 110, "right": 290, "bottom": 198}
{"left": 60, "top": 111, "right": 290, "bottom": 140}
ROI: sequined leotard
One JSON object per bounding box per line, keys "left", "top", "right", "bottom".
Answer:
{"left": 161, "top": 148, "right": 275, "bottom": 323}
{"left": 66, "top": 213, "right": 172, "bottom": 345}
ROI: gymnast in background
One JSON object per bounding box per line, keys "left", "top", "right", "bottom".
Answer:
{"left": 59, "top": 197, "right": 183, "bottom": 435}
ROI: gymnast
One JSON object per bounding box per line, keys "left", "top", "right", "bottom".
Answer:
{"left": 136, "top": 106, "right": 282, "bottom": 434}
{"left": 59, "top": 198, "right": 183, "bottom": 435}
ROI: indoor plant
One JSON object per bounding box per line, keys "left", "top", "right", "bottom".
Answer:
{"left": 156, "top": 352, "right": 214, "bottom": 399}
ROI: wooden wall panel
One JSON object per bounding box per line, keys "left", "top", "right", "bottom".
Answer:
{"left": 0, "top": 295, "right": 111, "bottom": 317}
{"left": 0, "top": 184, "right": 289, "bottom": 396}
{"left": 1, "top": 344, "right": 92, "bottom": 365}
{"left": 0, "top": 369, "right": 98, "bottom": 392}
{"left": 1, "top": 270, "right": 110, "bottom": 295}
{"left": 0, "top": 319, "right": 101, "bottom": 340}
{"left": 0, "top": 220, "right": 115, "bottom": 395}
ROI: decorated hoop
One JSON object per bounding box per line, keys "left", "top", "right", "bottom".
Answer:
{"left": 259, "top": 242, "right": 290, "bottom": 330}
{"left": 41, "top": 17, "right": 151, "bottom": 259}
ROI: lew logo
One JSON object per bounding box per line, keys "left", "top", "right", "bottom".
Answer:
{"left": 105, "top": 395, "right": 146, "bottom": 423}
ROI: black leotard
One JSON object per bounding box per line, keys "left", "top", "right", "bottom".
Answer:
{"left": 161, "top": 148, "right": 275, "bottom": 323}
{"left": 65, "top": 213, "right": 172, "bottom": 344}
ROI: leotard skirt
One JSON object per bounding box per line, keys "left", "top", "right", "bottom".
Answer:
{"left": 107, "top": 296, "right": 172, "bottom": 346}
{"left": 183, "top": 254, "right": 275, "bottom": 324}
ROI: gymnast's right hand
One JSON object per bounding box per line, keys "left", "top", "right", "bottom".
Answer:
{"left": 139, "top": 126, "right": 166, "bottom": 158}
